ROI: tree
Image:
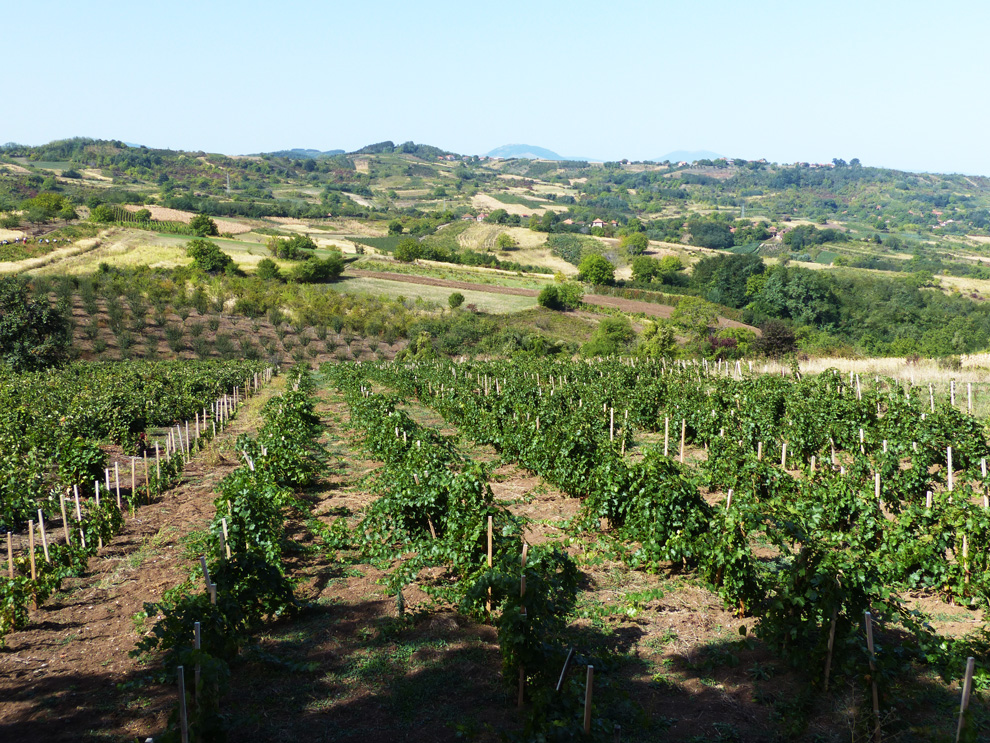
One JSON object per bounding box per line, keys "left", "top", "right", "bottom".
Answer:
{"left": 90, "top": 204, "right": 115, "bottom": 223}
{"left": 387, "top": 220, "right": 404, "bottom": 235}
{"left": 754, "top": 320, "right": 796, "bottom": 358}
{"left": 692, "top": 253, "right": 764, "bottom": 308}
{"left": 189, "top": 214, "right": 219, "bottom": 237}
{"left": 394, "top": 238, "right": 423, "bottom": 262}
{"left": 495, "top": 232, "right": 517, "bottom": 251}
{"left": 671, "top": 296, "right": 720, "bottom": 341}
{"left": 631, "top": 256, "right": 660, "bottom": 282}
{"left": 267, "top": 234, "right": 317, "bottom": 260}
{"left": 637, "top": 321, "right": 679, "bottom": 358}
{"left": 291, "top": 253, "right": 345, "bottom": 283}
{"left": 448, "top": 292, "right": 465, "bottom": 309}
{"left": 256, "top": 258, "right": 282, "bottom": 281}
{"left": 0, "top": 276, "right": 70, "bottom": 371}
{"left": 485, "top": 209, "right": 509, "bottom": 224}
{"left": 578, "top": 254, "right": 615, "bottom": 285}
{"left": 581, "top": 317, "right": 635, "bottom": 356}
{"left": 186, "top": 238, "right": 233, "bottom": 273}
{"left": 620, "top": 232, "right": 649, "bottom": 255}
{"left": 687, "top": 219, "right": 734, "bottom": 250}
{"left": 133, "top": 209, "right": 151, "bottom": 222}
{"left": 537, "top": 282, "right": 583, "bottom": 311}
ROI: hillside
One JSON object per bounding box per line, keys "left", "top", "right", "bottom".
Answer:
{"left": 6, "top": 137, "right": 990, "bottom": 357}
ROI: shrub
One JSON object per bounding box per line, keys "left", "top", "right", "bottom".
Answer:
{"left": 448, "top": 292, "right": 465, "bottom": 309}
{"left": 256, "top": 258, "right": 281, "bottom": 281}
{"left": 190, "top": 214, "right": 220, "bottom": 237}
{"left": 537, "top": 282, "right": 583, "bottom": 311}
{"left": 0, "top": 276, "right": 71, "bottom": 371}
{"left": 187, "top": 239, "right": 233, "bottom": 274}
{"left": 291, "top": 254, "right": 344, "bottom": 283}
{"left": 577, "top": 254, "right": 615, "bottom": 285}
{"left": 394, "top": 238, "right": 423, "bottom": 262}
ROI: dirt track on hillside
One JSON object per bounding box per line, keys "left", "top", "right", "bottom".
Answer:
{"left": 347, "top": 269, "right": 755, "bottom": 330}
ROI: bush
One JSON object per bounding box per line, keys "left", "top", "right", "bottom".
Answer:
{"left": 266, "top": 235, "right": 316, "bottom": 260}
{"left": 187, "top": 239, "right": 233, "bottom": 274}
{"left": 448, "top": 292, "right": 465, "bottom": 309}
{"left": 581, "top": 317, "right": 635, "bottom": 356}
{"left": 394, "top": 238, "right": 423, "bottom": 263}
{"left": 190, "top": 214, "right": 219, "bottom": 237}
{"left": 0, "top": 276, "right": 71, "bottom": 371}
{"left": 256, "top": 258, "right": 281, "bottom": 281}
{"left": 291, "top": 253, "right": 344, "bottom": 283}
{"left": 577, "top": 254, "right": 615, "bottom": 285}
{"left": 620, "top": 232, "right": 649, "bottom": 255}
{"left": 537, "top": 282, "right": 583, "bottom": 311}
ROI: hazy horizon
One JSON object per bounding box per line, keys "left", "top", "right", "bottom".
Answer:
{"left": 7, "top": 0, "right": 990, "bottom": 176}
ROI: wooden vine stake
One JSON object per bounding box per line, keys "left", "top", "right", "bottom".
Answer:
{"left": 200, "top": 556, "right": 217, "bottom": 605}
{"left": 28, "top": 520, "right": 36, "bottom": 581}
{"left": 177, "top": 665, "right": 190, "bottom": 743}
{"left": 967, "top": 382, "right": 972, "bottom": 415}
{"left": 864, "top": 612, "right": 881, "bottom": 742}
{"left": 956, "top": 656, "right": 976, "bottom": 742}
{"left": 823, "top": 607, "right": 838, "bottom": 692}
{"left": 194, "top": 621, "right": 201, "bottom": 706}
{"left": 486, "top": 515, "right": 493, "bottom": 613}
{"left": 59, "top": 490, "right": 70, "bottom": 544}
{"left": 115, "top": 462, "right": 121, "bottom": 509}
{"left": 94, "top": 483, "right": 103, "bottom": 550}
{"left": 757, "top": 441, "right": 763, "bottom": 461}
{"left": 948, "top": 447, "right": 954, "bottom": 492}
{"left": 221, "top": 518, "right": 231, "bottom": 559}
{"left": 663, "top": 417, "right": 669, "bottom": 457}
{"left": 584, "top": 665, "right": 594, "bottom": 735}
{"left": 37, "top": 510, "right": 49, "bottom": 563}
{"left": 780, "top": 442, "right": 787, "bottom": 469}
{"left": 144, "top": 452, "right": 150, "bottom": 504}
{"left": 679, "top": 419, "right": 686, "bottom": 464}
{"left": 6, "top": 531, "right": 13, "bottom": 578}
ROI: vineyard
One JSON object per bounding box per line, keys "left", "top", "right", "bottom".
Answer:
{"left": 1, "top": 360, "right": 269, "bottom": 645}
{"left": 2, "top": 357, "right": 987, "bottom": 742}
{"left": 318, "top": 358, "right": 989, "bottom": 741}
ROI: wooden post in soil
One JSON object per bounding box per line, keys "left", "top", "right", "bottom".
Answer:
{"left": 144, "top": 452, "right": 150, "bottom": 504}
{"left": 824, "top": 608, "right": 838, "bottom": 692}
{"left": 37, "top": 510, "right": 49, "bottom": 563}
{"left": 28, "top": 520, "right": 36, "bottom": 581}
{"left": 951, "top": 379, "right": 956, "bottom": 407}
{"left": 177, "top": 665, "right": 189, "bottom": 743}
{"left": 864, "top": 612, "right": 881, "bottom": 742}
{"left": 929, "top": 384, "right": 935, "bottom": 413}
{"left": 679, "top": 419, "right": 686, "bottom": 464}
{"left": 221, "top": 518, "right": 231, "bottom": 558}
{"left": 948, "top": 447, "right": 954, "bottom": 492}
{"left": 780, "top": 442, "right": 787, "bottom": 469}
{"left": 114, "top": 463, "right": 121, "bottom": 509}
{"left": 757, "top": 441, "right": 763, "bottom": 461}
{"left": 584, "top": 665, "right": 594, "bottom": 735}
{"left": 486, "top": 515, "right": 493, "bottom": 613}
{"left": 518, "top": 540, "right": 528, "bottom": 708}
{"left": 875, "top": 472, "right": 882, "bottom": 509}
{"left": 7, "top": 532, "right": 13, "bottom": 578}
{"left": 663, "top": 417, "right": 669, "bottom": 457}
{"left": 956, "top": 656, "right": 976, "bottom": 742}
{"left": 59, "top": 490, "right": 70, "bottom": 544}
{"left": 200, "top": 556, "right": 216, "bottom": 605}
{"left": 194, "top": 621, "right": 201, "bottom": 705}
{"left": 155, "top": 443, "right": 161, "bottom": 482}
{"left": 74, "top": 485, "right": 85, "bottom": 549}
{"left": 609, "top": 407, "right": 614, "bottom": 441}
{"left": 926, "top": 490, "right": 933, "bottom": 509}
{"left": 94, "top": 482, "right": 103, "bottom": 550}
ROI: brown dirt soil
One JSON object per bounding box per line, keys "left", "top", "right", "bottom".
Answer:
{"left": 0, "top": 382, "right": 283, "bottom": 742}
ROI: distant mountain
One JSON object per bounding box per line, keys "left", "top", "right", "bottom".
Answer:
{"left": 487, "top": 144, "right": 579, "bottom": 161}
{"left": 650, "top": 150, "right": 724, "bottom": 163}
{"left": 261, "top": 148, "right": 345, "bottom": 158}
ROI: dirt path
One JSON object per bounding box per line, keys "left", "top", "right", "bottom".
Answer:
{"left": 347, "top": 268, "right": 756, "bottom": 330}
{"left": 0, "top": 382, "right": 281, "bottom": 743}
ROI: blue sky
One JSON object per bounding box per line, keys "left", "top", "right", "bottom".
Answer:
{"left": 6, "top": 1, "right": 990, "bottom": 174}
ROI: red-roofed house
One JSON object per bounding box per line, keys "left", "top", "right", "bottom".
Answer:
{"left": 591, "top": 218, "right": 606, "bottom": 229}
{"left": 461, "top": 214, "right": 475, "bottom": 221}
